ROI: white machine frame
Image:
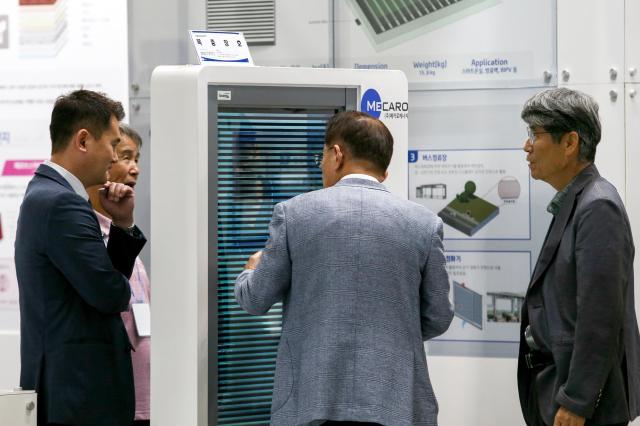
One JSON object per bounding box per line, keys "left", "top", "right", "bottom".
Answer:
{"left": 150, "top": 65, "right": 408, "bottom": 426}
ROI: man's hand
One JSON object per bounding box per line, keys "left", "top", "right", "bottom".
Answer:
{"left": 99, "top": 181, "right": 135, "bottom": 229}
{"left": 244, "top": 251, "right": 263, "bottom": 270}
{"left": 554, "top": 406, "right": 585, "bottom": 426}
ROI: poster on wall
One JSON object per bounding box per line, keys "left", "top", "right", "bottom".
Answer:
{"left": 409, "top": 150, "right": 533, "bottom": 356}
{"left": 334, "top": 0, "right": 556, "bottom": 88}
{"left": 409, "top": 148, "right": 530, "bottom": 240}
{"left": 0, "top": 0, "right": 129, "bottom": 320}
{"left": 408, "top": 88, "right": 555, "bottom": 357}
{"left": 441, "top": 250, "right": 530, "bottom": 345}
{"left": 0, "top": 159, "right": 43, "bottom": 314}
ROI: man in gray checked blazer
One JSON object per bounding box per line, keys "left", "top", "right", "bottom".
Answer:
{"left": 235, "top": 111, "right": 453, "bottom": 426}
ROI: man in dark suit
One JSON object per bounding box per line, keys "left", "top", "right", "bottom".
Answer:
{"left": 518, "top": 88, "right": 640, "bottom": 426}
{"left": 15, "top": 90, "right": 146, "bottom": 425}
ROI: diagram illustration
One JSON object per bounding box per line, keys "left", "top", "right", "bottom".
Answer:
{"left": 19, "top": 0, "right": 68, "bottom": 57}
{"left": 438, "top": 180, "right": 499, "bottom": 236}
{"left": 409, "top": 148, "right": 530, "bottom": 239}
{"left": 416, "top": 183, "right": 446, "bottom": 199}
{"left": 497, "top": 176, "right": 520, "bottom": 200}
{"left": 0, "top": 15, "right": 8, "bottom": 49}
{"left": 419, "top": 174, "right": 522, "bottom": 237}
{"left": 346, "top": 0, "right": 500, "bottom": 51}
{"left": 453, "top": 281, "right": 483, "bottom": 330}
{"left": 440, "top": 251, "right": 531, "bottom": 351}
{"left": 486, "top": 291, "right": 524, "bottom": 323}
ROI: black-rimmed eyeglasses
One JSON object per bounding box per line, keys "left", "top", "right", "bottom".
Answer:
{"left": 526, "top": 127, "right": 551, "bottom": 144}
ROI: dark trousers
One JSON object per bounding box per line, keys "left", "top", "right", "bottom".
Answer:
{"left": 322, "top": 422, "right": 382, "bottom": 425}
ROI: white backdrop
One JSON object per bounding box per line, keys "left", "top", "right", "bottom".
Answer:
{"left": 0, "top": 0, "right": 639, "bottom": 425}
{"left": 0, "top": 0, "right": 129, "bottom": 391}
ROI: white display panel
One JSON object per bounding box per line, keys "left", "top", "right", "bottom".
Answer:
{"left": 558, "top": 0, "right": 624, "bottom": 85}
{"left": 0, "top": 0, "right": 129, "bottom": 159}
{"left": 334, "top": 0, "right": 556, "bottom": 89}
{"left": 0, "top": 0, "right": 129, "bottom": 388}
{"left": 150, "top": 65, "right": 408, "bottom": 426}
{"left": 625, "top": 83, "right": 640, "bottom": 315}
{"left": 409, "top": 87, "right": 555, "bottom": 357}
{"left": 410, "top": 149, "right": 530, "bottom": 239}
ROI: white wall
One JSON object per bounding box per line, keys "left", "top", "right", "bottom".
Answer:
{"left": 127, "top": 0, "right": 207, "bottom": 269}
{"left": 429, "top": 356, "right": 524, "bottom": 426}
{"left": 625, "top": 0, "right": 640, "bottom": 342}
{"left": 430, "top": 2, "right": 640, "bottom": 425}
{"left": 0, "top": 332, "right": 19, "bottom": 390}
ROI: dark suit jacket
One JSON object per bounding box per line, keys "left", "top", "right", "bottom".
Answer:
{"left": 518, "top": 164, "right": 640, "bottom": 426}
{"left": 14, "top": 164, "right": 146, "bottom": 425}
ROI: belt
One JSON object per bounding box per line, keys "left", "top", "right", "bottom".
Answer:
{"left": 525, "top": 351, "right": 553, "bottom": 369}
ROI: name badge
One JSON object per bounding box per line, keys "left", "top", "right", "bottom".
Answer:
{"left": 132, "top": 303, "right": 151, "bottom": 337}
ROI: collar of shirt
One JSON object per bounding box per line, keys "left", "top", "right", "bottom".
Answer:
{"left": 339, "top": 173, "right": 379, "bottom": 183}
{"left": 93, "top": 209, "right": 112, "bottom": 241}
{"left": 546, "top": 175, "right": 579, "bottom": 216}
{"left": 44, "top": 160, "right": 89, "bottom": 201}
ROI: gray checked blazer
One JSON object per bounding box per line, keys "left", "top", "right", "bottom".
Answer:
{"left": 235, "top": 177, "right": 453, "bottom": 426}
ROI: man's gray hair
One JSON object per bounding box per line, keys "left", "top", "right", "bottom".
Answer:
{"left": 521, "top": 88, "right": 601, "bottom": 162}
{"left": 119, "top": 124, "right": 143, "bottom": 148}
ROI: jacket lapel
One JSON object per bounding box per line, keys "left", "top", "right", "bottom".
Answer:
{"left": 528, "top": 164, "right": 599, "bottom": 290}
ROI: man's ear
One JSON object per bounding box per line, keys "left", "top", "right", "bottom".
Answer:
{"left": 73, "top": 129, "right": 90, "bottom": 153}
{"left": 333, "top": 144, "right": 345, "bottom": 169}
{"left": 563, "top": 131, "right": 580, "bottom": 159}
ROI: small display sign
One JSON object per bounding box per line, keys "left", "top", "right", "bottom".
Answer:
{"left": 189, "top": 30, "right": 253, "bottom": 66}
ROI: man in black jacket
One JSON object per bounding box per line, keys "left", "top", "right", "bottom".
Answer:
{"left": 518, "top": 87, "right": 640, "bottom": 426}
{"left": 15, "top": 90, "right": 146, "bottom": 425}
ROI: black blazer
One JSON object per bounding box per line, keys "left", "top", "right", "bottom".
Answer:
{"left": 15, "top": 164, "right": 146, "bottom": 425}
{"left": 518, "top": 165, "right": 640, "bottom": 425}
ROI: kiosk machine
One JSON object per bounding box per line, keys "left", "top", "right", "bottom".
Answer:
{"left": 150, "top": 65, "right": 408, "bottom": 425}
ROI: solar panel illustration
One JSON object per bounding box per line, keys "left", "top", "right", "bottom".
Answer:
{"left": 453, "top": 281, "right": 483, "bottom": 330}
{"left": 216, "top": 109, "right": 331, "bottom": 424}
{"left": 348, "top": 0, "right": 498, "bottom": 50}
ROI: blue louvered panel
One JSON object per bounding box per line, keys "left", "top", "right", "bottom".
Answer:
{"left": 216, "top": 110, "right": 329, "bottom": 424}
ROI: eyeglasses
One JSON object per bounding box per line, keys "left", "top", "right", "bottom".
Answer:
{"left": 526, "top": 127, "right": 551, "bottom": 144}
{"left": 313, "top": 152, "right": 323, "bottom": 167}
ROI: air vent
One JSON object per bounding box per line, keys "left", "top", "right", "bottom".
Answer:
{"left": 207, "top": 0, "right": 275, "bottom": 46}
{"left": 347, "top": 0, "right": 498, "bottom": 50}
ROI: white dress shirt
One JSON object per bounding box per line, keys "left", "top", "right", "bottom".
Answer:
{"left": 339, "top": 173, "right": 380, "bottom": 183}
{"left": 44, "top": 160, "right": 89, "bottom": 201}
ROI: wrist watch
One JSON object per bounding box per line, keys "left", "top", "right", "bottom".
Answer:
{"left": 115, "top": 223, "right": 136, "bottom": 236}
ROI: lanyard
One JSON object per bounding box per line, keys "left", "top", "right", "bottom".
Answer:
{"left": 102, "top": 222, "right": 146, "bottom": 305}
{"left": 130, "top": 264, "right": 146, "bottom": 304}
